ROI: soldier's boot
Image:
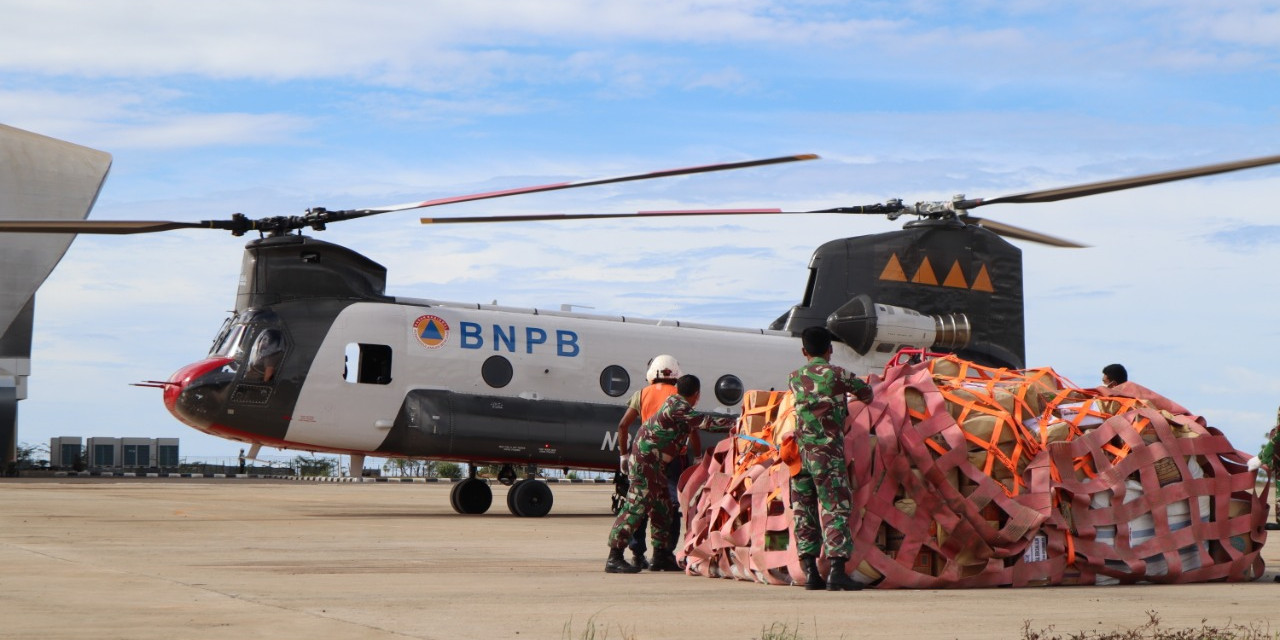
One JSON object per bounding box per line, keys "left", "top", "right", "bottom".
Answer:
{"left": 825, "top": 557, "right": 864, "bottom": 591}
{"left": 631, "top": 550, "right": 650, "bottom": 570}
{"left": 605, "top": 548, "right": 641, "bottom": 574}
{"left": 649, "top": 548, "right": 682, "bottom": 572}
{"left": 799, "top": 554, "right": 826, "bottom": 591}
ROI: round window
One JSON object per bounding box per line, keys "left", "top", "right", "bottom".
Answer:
{"left": 599, "top": 365, "right": 631, "bottom": 398}
{"left": 481, "top": 355, "right": 513, "bottom": 388}
{"left": 714, "top": 374, "right": 745, "bottom": 406}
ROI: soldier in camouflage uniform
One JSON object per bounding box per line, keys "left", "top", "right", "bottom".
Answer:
{"left": 605, "top": 374, "right": 735, "bottom": 574}
{"left": 789, "top": 326, "right": 874, "bottom": 591}
{"left": 1248, "top": 405, "right": 1280, "bottom": 533}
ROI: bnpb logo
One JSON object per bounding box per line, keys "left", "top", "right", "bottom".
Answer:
{"left": 413, "top": 315, "right": 450, "bottom": 349}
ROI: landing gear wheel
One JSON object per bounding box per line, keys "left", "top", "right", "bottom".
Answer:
{"left": 506, "top": 478, "right": 528, "bottom": 515}
{"left": 450, "top": 478, "right": 492, "bottom": 514}
{"left": 507, "top": 478, "right": 554, "bottom": 517}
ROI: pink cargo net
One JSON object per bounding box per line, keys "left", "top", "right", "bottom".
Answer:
{"left": 678, "top": 356, "right": 1268, "bottom": 588}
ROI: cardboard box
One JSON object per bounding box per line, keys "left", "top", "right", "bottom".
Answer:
{"left": 1022, "top": 532, "right": 1048, "bottom": 563}
{"left": 740, "top": 413, "right": 769, "bottom": 438}
{"left": 914, "top": 548, "right": 936, "bottom": 575}
{"left": 1153, "top": 456, "right": 1181, "bottom": 486}
{"left": 743, "top": 390, "right": 781, "bottom": 413}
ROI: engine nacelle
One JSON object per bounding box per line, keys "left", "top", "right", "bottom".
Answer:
{"left": 826, "top": 295, "right": 971, "bottom": 356}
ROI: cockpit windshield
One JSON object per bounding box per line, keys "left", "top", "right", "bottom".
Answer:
{"left": 208, "top": 309, "right": 288, "bottom": 380}
{"left": 210, "top": 315, "right": 249, "bottom": 358}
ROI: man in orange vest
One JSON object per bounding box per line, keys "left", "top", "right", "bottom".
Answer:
{"left": 606, "top": 374, "right": 734, "bottom": 574}
{"left": 614, "top": 354, "right": 685, "bottom": 570}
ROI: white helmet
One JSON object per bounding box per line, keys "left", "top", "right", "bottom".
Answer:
{"left": 646, "top": 354, "right": 681, "bottom": 383}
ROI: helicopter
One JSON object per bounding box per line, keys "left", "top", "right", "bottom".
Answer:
{"left": 4, "top": 122, "right": 1280, "bottom": 516}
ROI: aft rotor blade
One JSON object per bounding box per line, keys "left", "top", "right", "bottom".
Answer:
{"left": 422, "top": 208, "right": 791, "bottom": 225}
{"left": 0, "top": 220, "right": 211, "bottom": 234}
{"left": 962, "top": 215, "right": 1088, "bottom": 248}
{"left": 373, "top": 153, "right": 818, "bottom": 214}
{"left": 975, "top": 153, "right": 1280, "bottom": 206}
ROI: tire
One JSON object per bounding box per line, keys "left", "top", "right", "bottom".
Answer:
{"left": 450, "top": 478, "right": 492, "bottom": 514}
{"left": 509, "top": 479, "right": 554, "bottom": 517}
{"left": 506, "top": 479, "right": 528, "bottom": 515}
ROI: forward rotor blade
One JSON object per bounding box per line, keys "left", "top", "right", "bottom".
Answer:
{"left": 962, "top": 215, "right": 1088, "bottom": 248}
{"left": 422, "top": 208, "right": 790, "bottom": 225}
{"left": 0, "top": 220, "right": 210, "bottom": 234}
{"left": 373, "top": 153, "right": 818, "bottom": 214}
{"left": 976, "top": 153, "right": 1280, "bottom": 206}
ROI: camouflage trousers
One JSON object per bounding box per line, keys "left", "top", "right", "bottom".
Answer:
{"left": 628, "top": 457, "right": 688, "bottom": 554}
{"left": 790, "top": 440, "right": 853, "bottom": 559}
{"left": 1274, "top": 476, "right": 1280, "bottom": 525}
{"left": 608, "top": 449, "right": 675, "bottom": 550}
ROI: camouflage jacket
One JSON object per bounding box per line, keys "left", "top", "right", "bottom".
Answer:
{"left": 635, "top": 394, "right": 735, "bottom": 457}
{"left": 788, "top": 356, "right": 873, "bottom": 448}
{"left": 1260, "top": 419, "right": 1280, "bottom": 469}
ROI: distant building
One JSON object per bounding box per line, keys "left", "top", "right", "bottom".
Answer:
{"left": 49, "top": 436, "right": 82, "bottom": 467}
{"left": 50, "top": 436, "right": 178, "bottom": 469}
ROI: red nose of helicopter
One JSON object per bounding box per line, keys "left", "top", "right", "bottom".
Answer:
{"left": 162, "top": 356, "right": 236, "bottom": 431}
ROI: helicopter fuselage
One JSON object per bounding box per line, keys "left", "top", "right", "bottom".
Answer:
{"left": 162, "top": 235, "right": 906, "bottom": 473}
{"left": 157, "top": 230, "right": 997, "bottom": 516}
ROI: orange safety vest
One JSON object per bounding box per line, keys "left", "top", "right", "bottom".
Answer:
{"left": 639, "top": 382, "right": 679, "bottom": 422}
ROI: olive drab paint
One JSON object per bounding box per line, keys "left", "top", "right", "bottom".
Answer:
{"left": 772, "top": 224, "right": 1024, "bottom": 368}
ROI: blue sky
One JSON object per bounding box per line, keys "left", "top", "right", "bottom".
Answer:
{"left": 3, "top": 0, "right": 1280, "bottom": 461}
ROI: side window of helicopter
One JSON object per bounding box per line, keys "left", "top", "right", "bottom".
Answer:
{"left": 714, "top": 374, "right": 744, "bottom": 406}
{"left": 599, "top": 365, "right": 630, "bottom": 398}
{"left": 247, "top": 329, "right": 287, "bottom": 383}
{"left": 343, "top": 342, "right": 393, "bottom": 385}
{"left": 481, "top": 355, "right": 513, "bottom": 388}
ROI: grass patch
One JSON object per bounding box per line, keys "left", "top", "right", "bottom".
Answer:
{"left": 757, "top": 619, "right": 844, "bottom": 640}
{"left": 563, "top": 613, "right": 636, "bottom": 640}
{"left": 566, "top": 610, "right": 1272, "bottom": 640}
{"left": 1023, "top": 611, "right": 1276, "bottom": 640}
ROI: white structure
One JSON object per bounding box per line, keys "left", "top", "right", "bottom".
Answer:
{"left": 1, "top": 125, "right": 112, "bottom": 470}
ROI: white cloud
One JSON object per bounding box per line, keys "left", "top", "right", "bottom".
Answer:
{"left": 3, "top": 1, "right": 1265, "bottom": 90}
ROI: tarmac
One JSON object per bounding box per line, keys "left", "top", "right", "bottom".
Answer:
{"left": 1, "top": 477, "right": 1278, "bottom": 640}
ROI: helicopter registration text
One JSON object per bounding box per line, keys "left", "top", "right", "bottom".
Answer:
{"left": 458, "top": 321, "right": 580, "bottom": 357}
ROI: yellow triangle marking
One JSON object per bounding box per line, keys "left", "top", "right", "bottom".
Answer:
{"left": 879, "top": 253, "right": 907, "bottom": 282}
{"left": 972, "top": 264, "right": 994, "bottom": 292}
{"left": 911, "top": 256, "right": 938, "bottom": 285}
{"left": 943, "top": 261, "right": 969, "bottom": 289}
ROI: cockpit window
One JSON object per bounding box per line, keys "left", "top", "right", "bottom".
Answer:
{"left": 208, "top": 315, "right": 236, "bottom": 356}
{"left": 213, "top": 308, "right": 284, "bottom": 360}
{"left": 247, "top": 329, "right": 287, "bottom": 382}
{"left": 213, "top": 322, "right": 249, "bottom": 358}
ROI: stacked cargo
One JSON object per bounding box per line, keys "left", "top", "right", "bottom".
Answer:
{"left": 678, "top": 355, "right": 1267, "bottom": 588}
